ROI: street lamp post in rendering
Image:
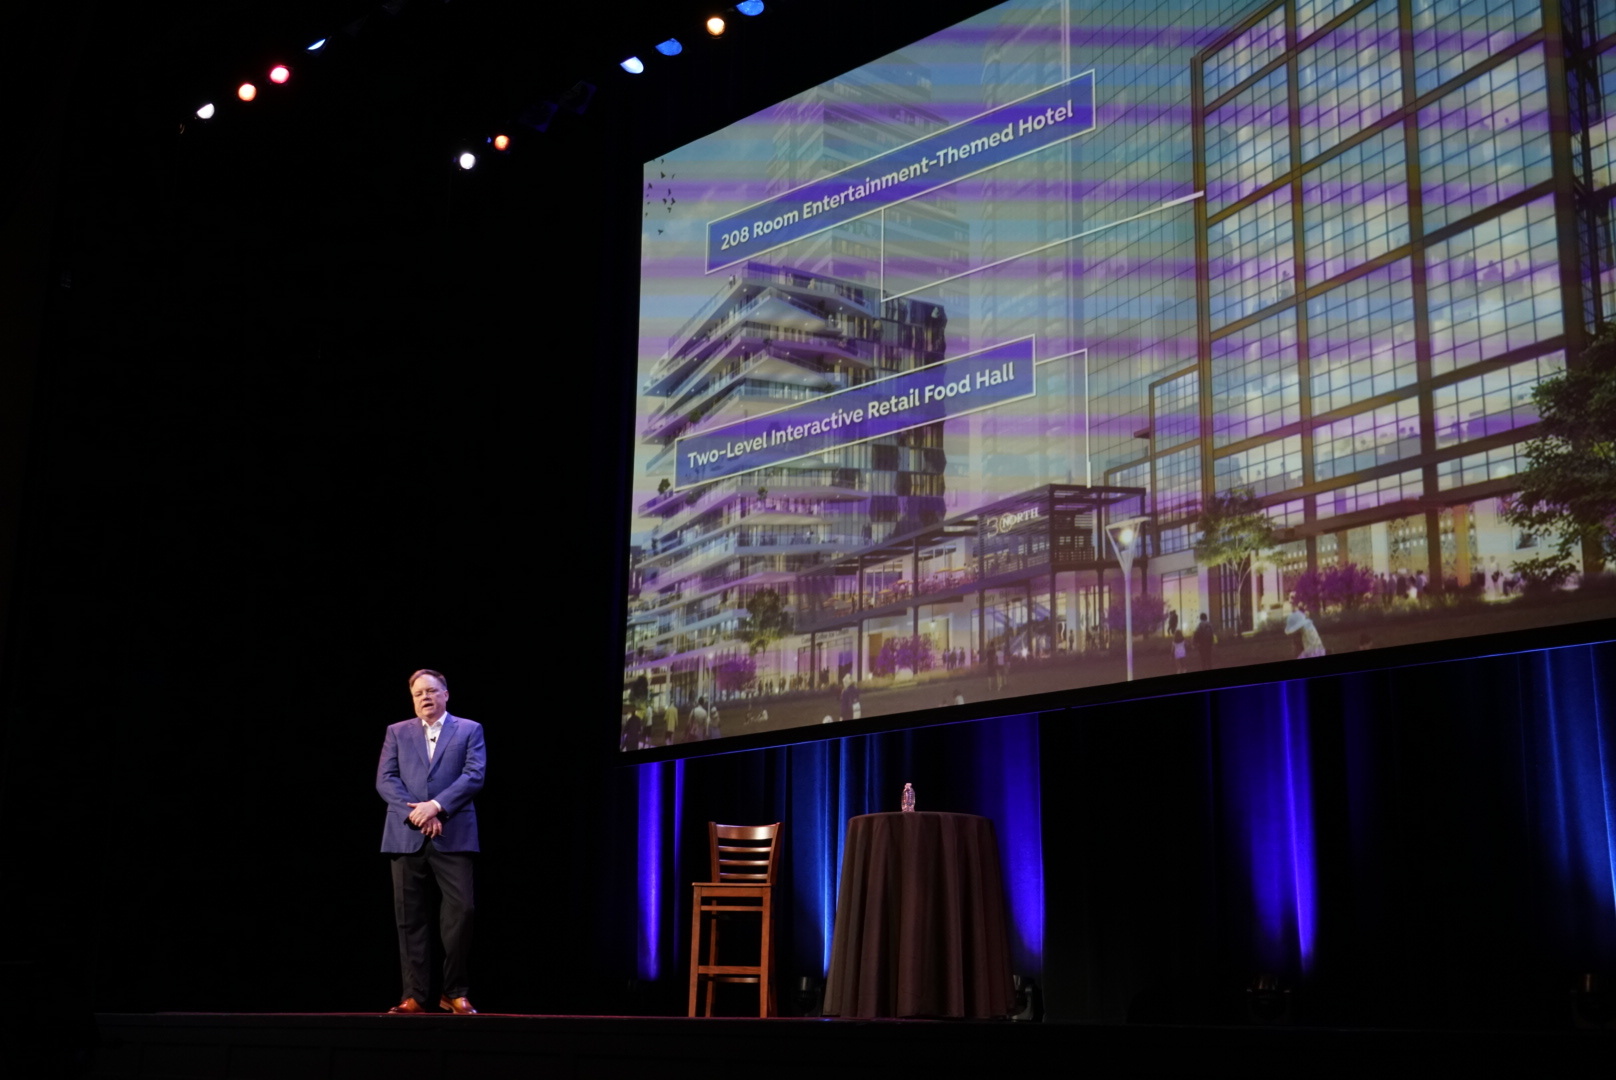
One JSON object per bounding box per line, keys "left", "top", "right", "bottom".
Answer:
{"left": 1106, "top": 518, "right": 1145, "bottom": 681}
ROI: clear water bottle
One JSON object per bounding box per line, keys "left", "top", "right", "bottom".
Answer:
{"left": 901, "top": 782, "right": 916, "bottom": 812}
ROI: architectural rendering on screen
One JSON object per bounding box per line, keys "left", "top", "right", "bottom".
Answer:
{"left": 623, "top": 0, "right": 1616, "bottom": 750}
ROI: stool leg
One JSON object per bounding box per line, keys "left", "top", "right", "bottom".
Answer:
{"left": 687, "top": 890, "right": 703, "bottom": 1017}
{"left": 759, "top": 898, "right": 772, "bottom": 1018}
{"left": 705, "top": 914, "right": 720, "bottom": 1015}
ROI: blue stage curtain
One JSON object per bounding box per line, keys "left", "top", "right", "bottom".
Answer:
{"left": 633, "top": 759, "right": 668, "bottom": 982}
{"left": 633, "top": 640, "right": 1616, "bottom": 1018}
{"left": 1515, "top": 644, "right": 1616, "bottom": 967}
{"left": 637, "top": 714, "right": 1045, "bottom": 992}
{"left": 1216, "top": 680, "right": 1318, "bottom": 978}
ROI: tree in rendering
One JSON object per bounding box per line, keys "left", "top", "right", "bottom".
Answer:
{"left": 739, "top": 588, "right": 793, "bottom": 655}
{"left": 738, "top": 587, "right": 793, "bottom": 693}
{"left": 1105, "top": 591, "right": 1168, "bottom": 635}
{"left": 1503, "top": 325, "right": 1616, "bottom": 575}
{"left": 1193, "top": 487, "right": 1276, "bottom": 631}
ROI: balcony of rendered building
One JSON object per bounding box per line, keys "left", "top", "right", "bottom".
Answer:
{"left": 638, "top": 539, "right": 866, "bottom": 619}
{"left": 638, "top": 502, "right": 870, "bottom": 569}
{"left": 636, "top": 467, "right": 872, "bottom": 534}
{"left": 640, "top": 335, "right": 862, "bottom": 443}
{"left": 644, "top": 263, "right": 884, "bottom": 395}
{"left": 624, "top": 625, "right": 743, "bottom": 671}
{"left": 627, "top": 574, "right": 809, "bottom": 664}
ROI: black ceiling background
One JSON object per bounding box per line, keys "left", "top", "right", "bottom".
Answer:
{"left": 5, "top": 0, "right": 1014, "bottom": 741}
{"left": 0, "top": 0, "right": 1016, "bottom": 1017}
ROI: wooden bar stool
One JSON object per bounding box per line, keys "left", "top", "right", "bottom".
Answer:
{"left": 688, "top": 822, "right": 781, "bottom": 1017}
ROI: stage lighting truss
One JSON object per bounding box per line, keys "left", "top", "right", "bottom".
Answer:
{"left": 174, "top": 0, "right": 772, "bottom": 169}
{"left": 356, "top": 1, "right": 767, "bottom": 169}
{"left": 471, "top": 0, "right": 774, "bottom": 170}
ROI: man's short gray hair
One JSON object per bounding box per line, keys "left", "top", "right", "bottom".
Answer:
{"left": 408, "top": 668, "right": 448, "bottom": 689}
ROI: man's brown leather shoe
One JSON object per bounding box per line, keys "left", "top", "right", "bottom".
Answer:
{"left": 438, "top": 995, "right": 478, "bottom": 1015}
{"left": 387, "top": 997, "right": 429, "bottom": 1014}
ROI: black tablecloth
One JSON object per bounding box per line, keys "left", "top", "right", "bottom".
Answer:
{"left": 823, "top": 811, "right": 1015, "bottom": 1018}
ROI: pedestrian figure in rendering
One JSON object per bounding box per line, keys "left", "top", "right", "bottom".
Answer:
{"left": 1285, "top": 595, "right": 1327, "bottom": 658}
{"left": 678, "top": 707, "right": 707, "bottom": 743}
{"left": 1193, "top": 612, "right": 1215, "bottom": 670}
{"left": 1172, "top": 628, "right": 1188, "bottom": 674}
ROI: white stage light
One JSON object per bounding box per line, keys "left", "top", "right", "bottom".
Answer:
{"left": 195, "top": 103, "right": 216, "bottom": 120}
{"left": 458, "top": 152, "right": 477, "bottom": 171}
{"left": 621, "top": 56, "right": 645, "bottom": 74}
{"left": 307, "top": 38, "right": 327, "bottom": 52}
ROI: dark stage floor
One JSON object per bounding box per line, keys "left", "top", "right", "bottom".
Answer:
{"left": 52, "top": 1012, "right": 1616, "bottom": 1079}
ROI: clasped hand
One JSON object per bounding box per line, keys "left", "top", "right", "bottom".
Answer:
{"left": 407, "top": 800, "right": 441, "bottom": 835}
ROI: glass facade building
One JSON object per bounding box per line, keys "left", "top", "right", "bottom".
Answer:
{"left": 1111, "top": 0, "right": 1616, "bottom": 630}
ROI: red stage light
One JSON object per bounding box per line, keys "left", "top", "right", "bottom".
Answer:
{"left": 493, "top": 134, "right": 510, "bottom": 152}
{"left": 269, "top": 65, "right": 290, "bottom": 84}
{"left": 238, "top": 83, "right": 257, "bottom": 102}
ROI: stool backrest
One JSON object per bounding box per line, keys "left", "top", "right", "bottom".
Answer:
{"left": 709, "top": 822, "right": 782, "bottom": 885}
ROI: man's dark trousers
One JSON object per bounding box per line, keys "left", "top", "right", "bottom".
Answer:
{"left": 391, "top": 840, "right": 475, "bottom": 1001}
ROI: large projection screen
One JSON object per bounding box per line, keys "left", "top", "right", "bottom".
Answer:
{"left": 623, "top": 0, "right": 1616, "bottom": 752}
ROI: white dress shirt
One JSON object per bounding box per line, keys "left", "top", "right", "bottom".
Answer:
{"left": 422, "top": 714, "right": 445, "bottom": 813}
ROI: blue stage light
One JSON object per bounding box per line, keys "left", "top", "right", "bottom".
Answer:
{"left": 306, "top": 38, "right": 327, "bottom": 52}
{"left": 737, "top": 1, "right": 764, "bottom": 14}
{"left": 655, "top": 38, "right": 683, "bottom": 56}
{"left": 621, "top": 56, "right": 645, "bottom": 74}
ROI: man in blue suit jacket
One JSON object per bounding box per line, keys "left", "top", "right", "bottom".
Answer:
{"left": 376, "top": 668, "right": 487, "bottom": 1014}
